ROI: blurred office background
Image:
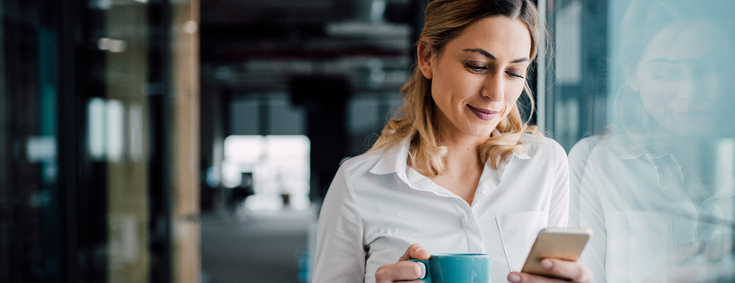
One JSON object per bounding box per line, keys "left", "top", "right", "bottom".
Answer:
{"left": 1, "top": 0, "right": 733, "bottom": 282}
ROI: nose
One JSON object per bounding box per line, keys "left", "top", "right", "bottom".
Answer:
{"left": 673, "top": 66, "right": 719, "bottom": 109}
{"left": 481, "top": 72, "right": 504, "bottom": 102}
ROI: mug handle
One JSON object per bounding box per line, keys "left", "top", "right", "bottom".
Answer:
{"left": 408, "top": 259, "right": 431, "bottom": 283}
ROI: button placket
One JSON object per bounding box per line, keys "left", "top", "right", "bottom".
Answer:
{"left": 453, "top": 199, "right": 485, "bottom": 253}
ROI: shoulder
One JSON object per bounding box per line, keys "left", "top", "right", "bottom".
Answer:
{"left": 332, "top": 145, "right": 400, "bottom": 188}
{"left": 520, "top": 133, "right": 566, "bottom": 159}
{"left": 322, "top": 149, "right": 386, "bottom": 212}
{"left": 587, "top": 134, "right": 630, "bottom": 161}
{"left": 570, "top": 136, "right": 603, "bottom": 154}
{"left": 324, "top": 145, "right": 403, "bottom": 205}
{"left": 569, "top": 135, "right": 604, "bottom": 165}
{"left": 338, "top": 148, "right": 385, "bottom": 176}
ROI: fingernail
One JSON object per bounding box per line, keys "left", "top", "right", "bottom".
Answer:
{"left": 508, "top": 274, "right": 521, "bottom": 282}
{"left": 416, "top": 247, "right": 423, "bottom": 252}
{"left": 542, "top": 259, "right": 553, "bottom": 269}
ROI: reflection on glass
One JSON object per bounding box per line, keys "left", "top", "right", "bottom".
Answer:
{"left": 569, "top": 0, "right": 735, "bottom": 282}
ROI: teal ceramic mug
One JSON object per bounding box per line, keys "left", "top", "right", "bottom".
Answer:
{"left": 409, "top": 253, "right": 492, "bottom": 283}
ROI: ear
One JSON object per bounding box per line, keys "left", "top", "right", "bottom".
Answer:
{"left": 417, "top": 42, "right": 436, "bottom": 79}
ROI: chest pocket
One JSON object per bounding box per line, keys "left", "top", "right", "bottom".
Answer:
{"left": 496, "top": 211, "right": 549, "bottom": 271}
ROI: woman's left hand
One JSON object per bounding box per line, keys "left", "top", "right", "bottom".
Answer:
{"left": 507, "top": 258, "right": 593, "bottom": 283}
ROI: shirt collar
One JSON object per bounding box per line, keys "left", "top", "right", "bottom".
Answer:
{"left": 511, "top": 151, "right": 530, "bottom": 160}
{"left": 612, "top": 133, "right": 681, "bottom": 160}
{"left": 369, "top": 138, "right": 410, "bottom": 176}
{"left": 368, "top": 135, "right": 530, "bottom": 184}
{"left": 495, "top": 129, "right": 530, "bottom": 160}
{"left": 478, "top": 146, "right": 529, "bottom": 195}
{"left": 618, "top": 145, "right": 672, "bottom": 160}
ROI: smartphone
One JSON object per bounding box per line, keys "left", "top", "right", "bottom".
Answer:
{"left": 520, "top": 228, "right": 592, "bottom": 279}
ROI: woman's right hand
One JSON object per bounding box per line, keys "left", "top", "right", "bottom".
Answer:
{"left": 375, "top": 243, "right": 431, "bottom": 283}
{"left": 643, "top": 240, "right": 735, "bottom": 283}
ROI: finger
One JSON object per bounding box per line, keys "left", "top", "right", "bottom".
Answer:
{"left": 666, "top": 241, "right": 705, "bottom": 264}
{"left": 398, "top": 243, "right": 430, "bottom": 261}
{"left": 507, "top": 272, "right": 565, "bottom": 283}
{"left": 669, "top": 264, "right": 706, "bottom": 283}
{"left": 536, "top": 259, "right": 593, "bottom": 283}
{"left": 670, "top": 261, "right": 735, "bottom": 283}
{"left": 705, "top": 239, "right": 733, "bottom": 261}
{"left": 375, "top": 261, "right": 425, "bottom": 282}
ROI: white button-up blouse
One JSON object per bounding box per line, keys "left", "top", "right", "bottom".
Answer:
{"left": 569, "top": 136, "right": 735, "bottom": 283}
{"left": 312, "top": 134, "right": 570, "bottom": 283}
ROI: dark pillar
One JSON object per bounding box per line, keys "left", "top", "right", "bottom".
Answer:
{"left": 291, "top": 75, "right": 351, "bottom": 199}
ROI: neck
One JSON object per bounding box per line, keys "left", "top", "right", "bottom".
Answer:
{"left": 444, "top": 140, "right": 485, "bottom": 173}
{"left": 428, "top": 112, "right": 488, "bottom": 205}
{"left": 434, "top": 113, "right": 487, "bottom": 170}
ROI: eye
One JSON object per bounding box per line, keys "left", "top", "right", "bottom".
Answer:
{"left": 506, "top": 71, "right": 525, "bottom": 79}
{"left": 651, "top": 65, "right": 684, "bottom": 81}
{"left": 464, "top": 62, "right": 487, "bottom": 73}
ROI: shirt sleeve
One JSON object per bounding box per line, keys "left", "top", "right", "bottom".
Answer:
{"left": 311, "top": 164, "right": 366, "bottom": 283}
{"left": 577, "top": 151, "right": 609, "bottom": 283}
{"left": 548, "top": 139, "right": 570, "bottom": 228}
{"left": 567, "top": 136, "right": 602, "bottom": 228}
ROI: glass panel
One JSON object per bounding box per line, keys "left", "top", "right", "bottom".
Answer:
{"left": 0, "top": 0, "right": 200, "bottom": 282}
{"left": 556, "top": 0, "right": 735, "bottom": 281}
{"left": 103, "top": 1, "right": 150, "bottom": 282}
{"left": 0, "top": 1, "right": 63, "bottom": 281}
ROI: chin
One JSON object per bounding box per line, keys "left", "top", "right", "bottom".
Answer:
{"left": 459, "top": 119, "right": 499, "bottom": 138}
{"left": 466, "top": 127, "right": 495, "bottom": 138}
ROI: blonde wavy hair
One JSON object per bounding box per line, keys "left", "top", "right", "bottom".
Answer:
{"left": 370, "top": 0, "right": 542, "bottom": 175}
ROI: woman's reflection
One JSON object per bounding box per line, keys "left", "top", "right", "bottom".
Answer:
{"left": 569, "top": 0, "right": 735, "bottom": 282}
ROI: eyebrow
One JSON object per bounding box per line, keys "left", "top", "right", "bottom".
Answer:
{"left": 463, "top": 48, "right": 530, "bottom": 63}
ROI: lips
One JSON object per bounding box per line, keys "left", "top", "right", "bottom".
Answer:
{"left": 467, "top": 105, "right": 499, "bottom": 121}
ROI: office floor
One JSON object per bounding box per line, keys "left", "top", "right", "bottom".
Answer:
{"left": 201, "top": 206, "right": 318, "bottom": 283}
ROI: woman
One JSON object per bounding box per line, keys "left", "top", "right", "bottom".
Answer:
{"left": 568, "top": 0, "right": 735, "bottom": 281}
{"left": 313, "top": 0, "right": 592, "bottom": 282}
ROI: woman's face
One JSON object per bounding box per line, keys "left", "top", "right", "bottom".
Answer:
{"left": 418, "top": 16, "right": 532, "bottom": 143}
{"left": 632, "top": 20, "right": 735, "bottom": 137}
